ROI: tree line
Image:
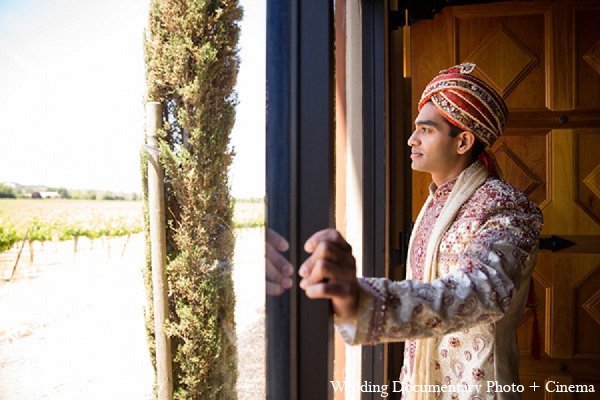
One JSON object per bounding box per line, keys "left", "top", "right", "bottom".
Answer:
{"left": 0, "top": 183, "right": 140, "bottom": 201}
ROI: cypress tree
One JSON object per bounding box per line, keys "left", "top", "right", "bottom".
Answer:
{"left": 142, "top": 1, "right": 242, "bottom": 398}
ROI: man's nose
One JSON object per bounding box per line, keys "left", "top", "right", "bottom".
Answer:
{"left": 407, "top": 131, "right": 418, "bottom": 147}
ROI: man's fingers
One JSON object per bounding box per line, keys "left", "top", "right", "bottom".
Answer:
{"left": 298, "top": 240, "right": 356, "bottom": 280}
{"left": 304, "top": 228, "right": 351, "bottom": 253}
{"left": 266, "top": 241, "right": 293, "bottom": 274}
{"left": 266, "top": 281, "right": 287, "bottom": 296}
{"left": 298, "top": 229, "right": 359, "bottom": 320}
{"left": 265, "top": 229, "right": 293, "bottom": 296}
{"left": 266, "top": 233, "right": 293, "bottom": 280}
{"left": 299, "top": 257, "right": 355, "bottom": 289}
{"left": 266, "top": 257, "right": 293, "bottom": 285}
{"left": 298, "top": 258, "right": 326, "bottom": 288}
{"left": 298, "top": 247, "right": 358, "bottom": 319}
{"left": 266, "top": 228, "right": 289, "bottom": 252}
{"left": 303, "top": 279, "right": 355, "bottom": 299}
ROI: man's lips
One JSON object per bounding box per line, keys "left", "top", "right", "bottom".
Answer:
{"left": 410, "top": 151, "right": 423, "bottom": 158}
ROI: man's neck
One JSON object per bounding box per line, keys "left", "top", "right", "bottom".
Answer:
{"left": 431, "top": 158, "right": 478, "bottom": 187}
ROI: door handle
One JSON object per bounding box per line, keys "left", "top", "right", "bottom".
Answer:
{"left": 539, "top": 235, "right": 576, "bottom": 252}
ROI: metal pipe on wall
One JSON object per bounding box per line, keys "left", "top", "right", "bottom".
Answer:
{"left": 145, "top": 101, "right": 173, "bottom": 400}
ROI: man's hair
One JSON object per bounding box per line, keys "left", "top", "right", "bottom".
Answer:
{"left": 445, "top": 119, "right": 486, "bottom": 160}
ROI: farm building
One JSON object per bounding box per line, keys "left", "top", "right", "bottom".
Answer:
{"left": 28, "top": 191, "right": 60, "bottom": 199}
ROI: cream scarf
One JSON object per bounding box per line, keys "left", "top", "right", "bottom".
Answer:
{"left": 405, "top": 161, "right": 489, "bottom": 399}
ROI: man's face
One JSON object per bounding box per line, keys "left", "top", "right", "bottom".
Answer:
{"left": 408, "top": 102, "right": 464, "bottom": 185}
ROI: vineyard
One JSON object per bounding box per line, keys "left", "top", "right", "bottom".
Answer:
{"left": 0, "top": 200, "right": 143, "bottom": 253}
{"left": 0, "top": 199, "right": 264, "bottom": 253}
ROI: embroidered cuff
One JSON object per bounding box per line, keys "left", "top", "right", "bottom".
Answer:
{"left": 334, "top": 277, "right": 387, "bottom": 345}
{"left": 333, "top": 316, "right": 357, "bottom": 344}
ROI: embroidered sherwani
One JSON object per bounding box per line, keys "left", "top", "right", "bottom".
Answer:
{"left": 336, "top": 162, "right": 543, "bottom": 399}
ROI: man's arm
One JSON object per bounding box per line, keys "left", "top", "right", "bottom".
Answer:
{"left": 300, "top": 197, "right": 542, "bottom": 345}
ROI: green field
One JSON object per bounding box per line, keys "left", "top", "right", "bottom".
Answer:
{"left": 0, "top": 199, "right": 264, "bottom": 252}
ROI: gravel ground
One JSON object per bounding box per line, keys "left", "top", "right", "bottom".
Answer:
{"left": 0, "top": 228, "right": 265, "bottom": 400}
{"left": 232, "top": 227, "right": 266, "bottom": 399}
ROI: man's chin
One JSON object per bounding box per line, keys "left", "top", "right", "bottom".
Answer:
{"left": 410, "top": 162, "right": 424, "bottom": 172}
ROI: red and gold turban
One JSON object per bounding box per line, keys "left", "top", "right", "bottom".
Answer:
{"left": 418, "top": 63, "right": 508, "bottom": 148}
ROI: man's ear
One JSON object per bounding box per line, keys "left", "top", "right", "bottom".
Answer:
{"left": 456, "top": 131, "right": 476, "bottom": 155}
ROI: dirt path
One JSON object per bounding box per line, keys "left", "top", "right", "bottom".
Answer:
{"left": 232, "top": 227, "right": 266, "bottom": 399}
{"left": 0, "top": 229, "right": 265, "bottom": 400}
{"left": 0, "top": 235, "right": 154, "bottom": 400}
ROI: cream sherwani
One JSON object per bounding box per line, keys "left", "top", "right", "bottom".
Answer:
{"left": 336, "top": 161, "right": 543, "bottom": 399}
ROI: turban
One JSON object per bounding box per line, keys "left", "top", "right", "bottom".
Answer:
{"left": 418, "top": 63, "right": 508, "bottom": 147}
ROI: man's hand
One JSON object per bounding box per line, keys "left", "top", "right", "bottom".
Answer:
{"left": 298, "top": 229, "right": 359, "bottom": 320}
{"left": 266, "top": 229, "right": 294, "bottom": 296}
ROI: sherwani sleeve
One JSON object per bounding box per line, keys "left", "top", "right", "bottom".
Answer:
{"left": 335, "top": 197, "right": 543, "bottom": 346}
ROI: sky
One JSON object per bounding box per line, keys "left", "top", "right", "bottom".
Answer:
{"left": 0, "top": 0, "right": 265, "bottom": 198}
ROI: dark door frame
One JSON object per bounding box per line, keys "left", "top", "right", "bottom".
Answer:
{"left": 266, "top": 0, "right": 335, "bottom": 399}
{"left": 361, "top": 0, "right": 388, "bottom": 397}
{"left": 266, "top": 0, "right": 390, "bottom": 398}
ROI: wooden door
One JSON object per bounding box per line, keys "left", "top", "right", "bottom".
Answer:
{"left": 408, "top": 0, "right": 600, "bottom": 398}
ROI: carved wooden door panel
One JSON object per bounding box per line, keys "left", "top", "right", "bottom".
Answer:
{"left": 410, "top": 1, "right": 600, "bottom": 398}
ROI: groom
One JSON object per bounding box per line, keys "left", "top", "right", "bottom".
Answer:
{"left": 298, "top": 63, "right": 543, "bottom": 399}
